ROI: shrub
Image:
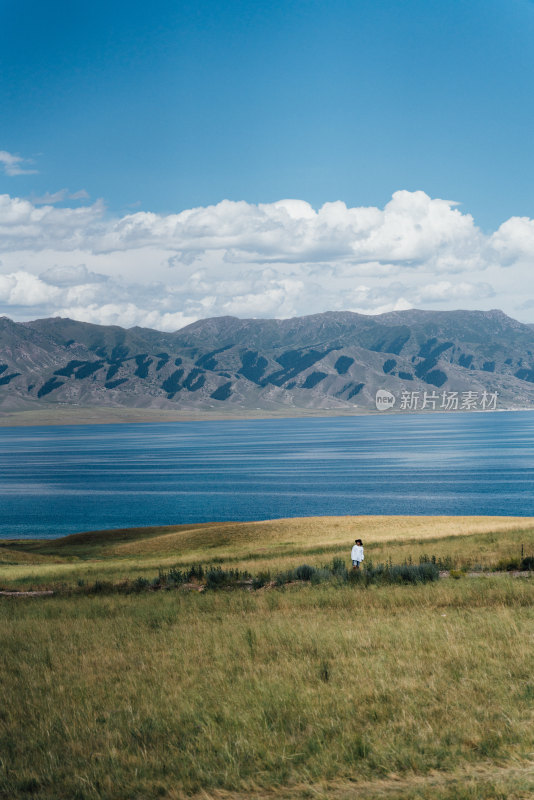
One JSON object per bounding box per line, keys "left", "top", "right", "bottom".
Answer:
{"left": 331, "top": 558, "right": 348, "bottom": 580}
{"left": 494, "top": 557, "right": 521, "bottom": 572}
{"left": 347, "top": 561, "right": 439, "bottom": 587}
{"left": 520, "top": 556, "right": 534, "bottom": 571}
{"left": 252, "top": 571, "right": 271, "bottom": 589}
{"left": 419, "top": 553, "right": 454, "bottom": 570}
{"left": 165, "top": 567, "right": 186, "bottom": 585}
{"left": 275, "top": 570, "right": 291, "bottom": 587}
{"left": 132, "top": 577, "right": 150, "bottom": 592}
{"left": 294, "top": 564, "right": 316, "bottom": 581}
{"left": 310, "top": 568, "right": 331, "bottom": 585}
{"left": 391, "top": 562, "right": 440, "bottom": 584}
{"left": 87, "top": 580, "right": 114, "bottom": 594}
{"left": 205, "top": 566, "right": 251, "bottom": 590}
{"left": 187, "top": 565, "right": 204, "bottom": 582}
{"left": 449, "top": 569, "right": 464, "bottom": 580}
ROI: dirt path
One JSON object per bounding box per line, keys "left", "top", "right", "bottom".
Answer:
{"left": 0, "top": 590, "right": 54, "bottom": 597}
{"left": 188, "top": 761, "right": 534, "bottom": 800}
{"left": 0, "top": 571, "right": 531, "bottom": 598}
{"left": 440, "top": 570, "right": 532, "bottom": 578}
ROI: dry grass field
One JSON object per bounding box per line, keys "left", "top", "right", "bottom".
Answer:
{"left": 1, "top": 516, "right": 534, "bottom": 799}
{"left": 1, "top": 514, "right": 534, "bottom": 589}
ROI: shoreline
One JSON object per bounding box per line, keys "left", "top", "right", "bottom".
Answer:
{"left": 0, "top": 404, "right": 532, "bottom": 428}
{"left": 0, "top": 406, "right": 375, "bottom": 427}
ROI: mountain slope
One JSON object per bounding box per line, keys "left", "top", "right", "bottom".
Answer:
{"left": 1, "top": 309, "right": 534, "bottom": 412}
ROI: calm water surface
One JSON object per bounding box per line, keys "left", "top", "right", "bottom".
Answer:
{"left": 1, "top": 411, "right": 533, "bottom": 539}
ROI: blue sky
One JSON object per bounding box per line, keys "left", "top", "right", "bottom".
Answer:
{"left": 2, "top": 0, "right": 534, "bottom": 226}
{"left": 1, "top": 0, "right": 534, "bottom": 327}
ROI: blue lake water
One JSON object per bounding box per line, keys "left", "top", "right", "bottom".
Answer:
{"left": 1, "top": 411, "right": 534, "bottom": 539}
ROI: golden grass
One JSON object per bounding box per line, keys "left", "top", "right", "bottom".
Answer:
{"left": 101, "top": 515, "right": 534, "bottom": 557}
{"left": 2, "top": 518, "right": 534, "bottom": 798}
{"left": 2, "top": 515, "right": 534, "bottom": 590}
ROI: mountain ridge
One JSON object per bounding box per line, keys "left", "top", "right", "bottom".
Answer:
{"left": 1, "top": 309, "right": 534, "bottom": 413}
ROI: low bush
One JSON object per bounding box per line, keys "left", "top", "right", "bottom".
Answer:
{"left": 205, "top": 566, "right": 251, "bottom": 590}
{"left": 347, "top": 561, "right": 440, "bottom": 586}
{"left": 51, "top": 553, "right": 490, "bottom": 597}
{"left": 331, "top": 557, "right": 348, "bottom": 580}
{"left": 272, "top": 559, "right": 439, "bottom": 588}
{"left": 87, "top": 579, "right": 114, "bottom": 594}
{"left": 294, "top": 564, "right": 316, "bottom": 581}
{"left": 132, "top": 577, "right": 150, "bottom": 592}
{"left": 418, "top": 553, "right": 454, "bottom": 570}
{"left": 252, "top": 571, "right": 271, "bottom": 589}
{"left": 494, "top": 557, "right": 521, "bottom": 572}
{"left": 158, "top": 564, "right": 205, "bottom": 586}
{"left": 310, "top": 567, "right": 331, "bottom": 585}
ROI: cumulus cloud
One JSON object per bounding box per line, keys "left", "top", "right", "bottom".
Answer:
{"left": 87, "top": 191, "right": 484, "bottom": 273}
{"left": 0, "top": 190, "right": 532, "bottom": 329}
{"left": 0, "top": 271, "right": 61, "bottom": 307}
{"left": 0, "top": 150, "right": 38, "bottom": 177}
{"left": 490, "top": 217, "right": 534, "bottom": 265}
{"left": 0, "top": 194, "right": 105, "bottom": 250}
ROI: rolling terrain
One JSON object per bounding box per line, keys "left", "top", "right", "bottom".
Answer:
{"left": 2, "top": 514, "right": 533, "bottom": 590}
{"left": 1, "top": 516, "right": 534, "bottom": 799}
{"left": 2, "top": 308, "right": 534, "bottom": 416}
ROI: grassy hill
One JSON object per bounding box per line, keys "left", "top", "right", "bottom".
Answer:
{"left": 1, "top": 516, "right": 534, "bottom": 799}
{"left": 1, "top": 514, "right": 534, "bottom": 589}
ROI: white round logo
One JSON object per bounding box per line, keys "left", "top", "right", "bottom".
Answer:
{"left": 375, "top": 389, "right": 396, "bottom": 411}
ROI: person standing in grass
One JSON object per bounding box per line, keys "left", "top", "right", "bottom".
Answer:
{"left": 351, "top": 539, "right": 364, "bottom": 569}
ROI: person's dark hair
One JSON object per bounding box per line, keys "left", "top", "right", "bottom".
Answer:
{"left": 355, "top": 539, "right": 363, "bottom": 545}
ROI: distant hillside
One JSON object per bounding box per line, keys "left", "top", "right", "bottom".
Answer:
{"left": 1, "top": 309, "right": 534, "bottom": 413}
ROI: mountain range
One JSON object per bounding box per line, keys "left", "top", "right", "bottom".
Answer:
{"left": 1, "top": 309, "right": 534, "bottom": 414}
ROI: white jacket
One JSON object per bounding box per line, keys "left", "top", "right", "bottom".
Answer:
{"left": 351, "top": 544, "right": 364, "bottom": 562}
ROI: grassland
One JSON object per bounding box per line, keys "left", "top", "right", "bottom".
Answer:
{"left": 1, "top": 515, "right": 534, "bottom": 590}
{"left": 1, "top": 516, "right": 534, "bottom": 799}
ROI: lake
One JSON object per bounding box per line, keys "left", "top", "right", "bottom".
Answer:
{"left": 1, "top": 411, "right": 534, "bottom": 539}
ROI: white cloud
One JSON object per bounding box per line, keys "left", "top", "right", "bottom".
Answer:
{"left": 490, "top": 217, "right": 534, "bottom": 265}
{"left": 39, "top": 264, "right": 108, "bottom": 287}
{"left": 0, "top": 194, "right": 105, "bottom": 250}
{"left": 350, "top": 297, "right": 413, "bottom": 316}
{"left": 89, "top": 191, "right": 482, "bottom": 272}
{"left": 32, "top": 189, "right": 90, "bottom": 205}
{"left": 0, "top": 150, "right": 38, "bottom": 177}
{"left": 415, "top": 280, "right": 495, "bottom": 303}
{"left": 55, "top": 303, "right": 199, "bottom": 331}
{"left": 218, "top": 278, "right": 305, "bottom": 317}
{"left": 0, "top": 190, "right": 532, "bottom": 328}
{"left": 0, "top": 271, "right": 61, "bottom": 306}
